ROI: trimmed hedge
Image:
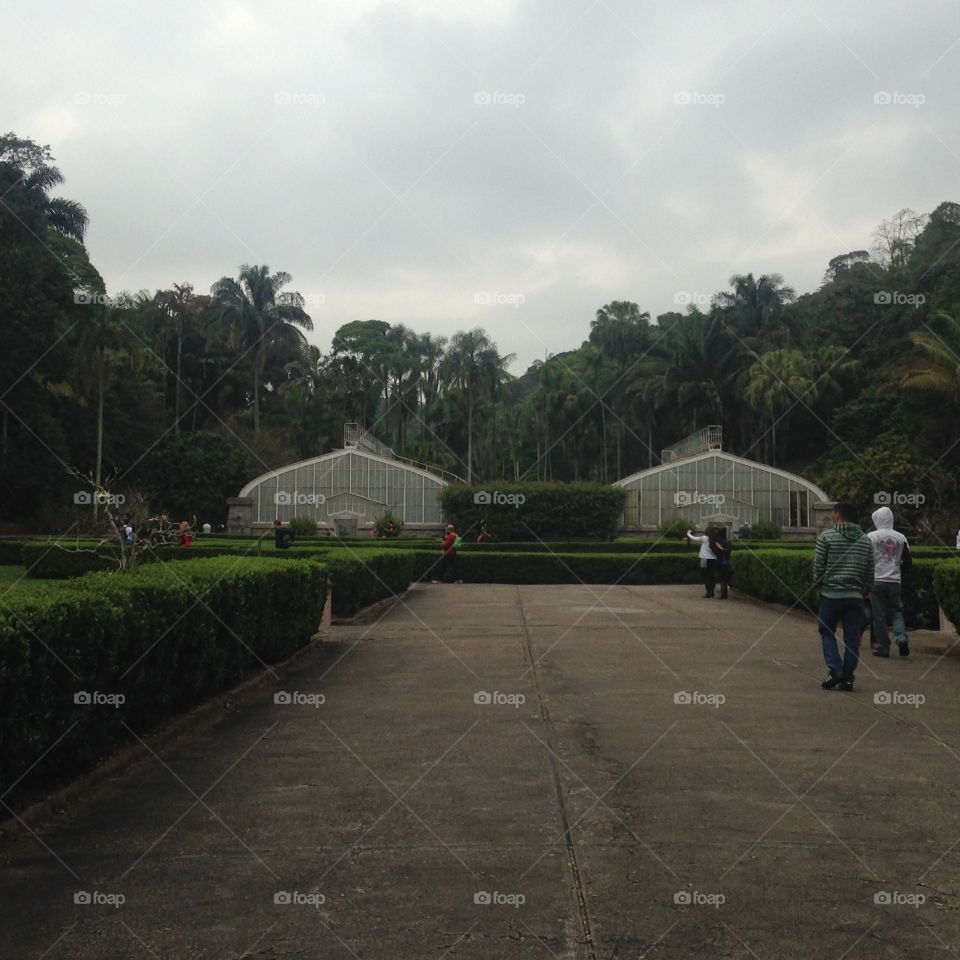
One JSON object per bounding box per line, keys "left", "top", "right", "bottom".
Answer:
{"left": 933, "top": 561, "right": 960, "bottom": 633}
{"left": 0, "top": 540, "right": 25, "bottom": 565}
{"left": 319, "top": 548, "right": 417, "bottom": 617}
{"left": 441, "top": 482, "right": 627, "bottom": 540}
{"left": 732, "top": 549, "right": 943, "bottom": 629}
{"left": 0, "top": 557, "right": 326, "bottom": 805}
{"left": 402, "top": 549, "right": 701, "bottom": 585}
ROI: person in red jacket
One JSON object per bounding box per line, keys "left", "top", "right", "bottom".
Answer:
{"left": 432, "top": 524, "right": 463, "bottom": 584}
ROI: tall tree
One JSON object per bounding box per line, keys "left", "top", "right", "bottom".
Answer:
{"left": 210, "top": 265, "right": 312, "bottom": 435}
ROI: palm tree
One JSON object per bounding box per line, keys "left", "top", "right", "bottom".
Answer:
{"left": 902, "top": 311, "right": 960, "bottom": 398}
{"left": 442, "top": 329, "right": 515, "bottom": 482}
{"left": 743, "top": 349, "right": 813, "bottom": 465}
{"left": 0, "top": 133, "right": 89, "bottom": 241}
{"left": 590, "top": 301, "right": 652, "bottom": 476}
{"left": 148, "top": 283, "right": 210, "bottom": 433}
{"left": 210, "top": 265, "right": 312, "bottom": 434}
{"left": 714, "top": 273, "right": 795, "bottom": 347}
{"left": 74, "top": 295, "right": 143, "bottom": 509}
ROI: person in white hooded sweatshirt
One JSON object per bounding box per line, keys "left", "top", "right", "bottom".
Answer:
{"left": 868, "top": 506, "right": 912, "bottom": 657}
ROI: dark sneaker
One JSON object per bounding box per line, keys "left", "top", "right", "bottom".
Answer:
{"left": 821, "top": 673, "right": 843, "bottom": 690}
{"left": 838, "top": 679, "right": 854, "bottom": 692}
{"left": 898, "top": 641, "right": 910, "bottom": 657}
{"left": 872, "top": 649, "right": 890, "bottom": 658}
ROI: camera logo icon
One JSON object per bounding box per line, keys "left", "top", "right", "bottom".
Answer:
{"left": 474, "top": 91, "right": 492, "bottom": 105}
{"left": 474, "top": 891, "right": 491, "bottom": 904}
{"left": 474, "top": 491, "right": 492, "bottom": 505}
{"left": 673, "top": 691, "right": 691, "bottom": 705}
{"left": 474, "top": 691, "right": 492, "bottom": 705}
{"left": 274, "top": 691, "right": 292, "bottom": 705}
{"left": 74, "top": 891, "right": 91, "bottom": 905}
{"left": 674, "top": 891, "right": 692, "bottom": 905}
{"left": 74, "top": 691, "right": 92, "bottom": 705}
{"left": 874, "top": 691, "right": 892, "bottom": 705}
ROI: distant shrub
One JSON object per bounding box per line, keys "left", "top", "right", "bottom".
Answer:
{"left": 289, "top": 516, "right": 318, "bottom": 539}
{"left": 752, "top": 520, "right": 781, "bottom": 540}
{"left": 657, "top": 517, "right": 689, "bottom": 539}
{"left": 373, "top": 512, "right": 404, "bottom": 538}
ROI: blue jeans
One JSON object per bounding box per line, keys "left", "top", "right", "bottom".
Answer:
{"left": 818, "top": 596, "right": 863, "bottom": 680}
{"left": 870, "top": 581, "right": 906, "bottom": 653}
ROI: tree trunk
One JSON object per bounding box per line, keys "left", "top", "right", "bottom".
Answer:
{"left": 466, "top": 396, "right": 473, "bottom": 483}
{"left": 174, "top": 325, "right": 182, "bottom": 433}
{"left": 94, "top": 354, "right": 105, "bottom": 522}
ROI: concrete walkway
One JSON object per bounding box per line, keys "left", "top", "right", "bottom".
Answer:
{"left": 2, "top": 584, "right": 958, "bottom": 958}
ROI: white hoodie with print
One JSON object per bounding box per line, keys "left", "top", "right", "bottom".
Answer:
{"left": 868, "top": 507, "right": 910, "bottom": 583}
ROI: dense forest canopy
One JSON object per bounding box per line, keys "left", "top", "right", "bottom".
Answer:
{"left": 2, "top": 132, "right": 959, "bottom": 534}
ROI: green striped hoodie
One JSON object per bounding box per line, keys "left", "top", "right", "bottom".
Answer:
{"left": 814, "top": 522, "right": 874, "bottom": 599}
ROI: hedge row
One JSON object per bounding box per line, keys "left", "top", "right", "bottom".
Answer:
{"left": 731, "top": 549, "right": 946, "bottom": 630}
{"left": 0, "top": 557, "right": 327, "bottom": 805}
{"left": 933, "top": 563, "right": 960, "bottom": 631}
{"left": 441, "top": 482, "right": 627, "bottom": 540}
{"left": 320, "top": 548, "right": 417, "bottom": 617}
{"left": 398, "top": 549, "right": 702, "bottom": 585}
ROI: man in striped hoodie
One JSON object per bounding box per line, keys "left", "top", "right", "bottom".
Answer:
{"left": 813, "top": 502, "right": 874, "bottom": 691}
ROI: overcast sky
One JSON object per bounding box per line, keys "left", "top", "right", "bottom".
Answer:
{"left": 4, "top": 0, "right": 959, "bottom": 370}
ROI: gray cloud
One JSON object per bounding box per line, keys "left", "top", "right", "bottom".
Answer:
{"left": 3, "top": 0, "right": 958, "bottom": 369}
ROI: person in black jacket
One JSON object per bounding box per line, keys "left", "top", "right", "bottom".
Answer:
{"left": 711, "top": 529, "right": 732, "bottom": 599}
{"left": 274, "top": 519, "right": 295, "bottom": 549}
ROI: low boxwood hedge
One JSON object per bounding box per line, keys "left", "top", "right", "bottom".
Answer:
{"left": 732, "top": 548, "right": 944, "bottom": 629}
{"left": 0, "top": 540, "right": 26, "bottom": 565}
{"left": 933, "top": 561, "right": 960, "bottom": 632}
{"left": 401, "top": 549, "right": 702, "bottom": 585}
{"left": 0, "top": 557, "right": 326, "bottom": 806}
{"left": 318, "top": 548, "right": 417, "bottom": 617}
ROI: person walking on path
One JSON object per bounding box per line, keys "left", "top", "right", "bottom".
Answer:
{"left": 868, "top": 506, "right": 912, "bottom": 658}
{"left": 432, "top": 524, "right": 463, "bottom": 584}
{"left": 687, "top": 525, "right": 718, "bottom": 598}
{"left": 711, "top": 528, "right": 733, "bottom": 599}
{"left": 814, "top": 502, "right": 874, "bottom": 691}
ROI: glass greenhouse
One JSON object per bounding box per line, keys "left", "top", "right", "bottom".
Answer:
{"left": 234, "top": 447, "right": 447, "bottom": 535}
{"left": 614, "top": 445, "right": 832, "bottom": 536}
